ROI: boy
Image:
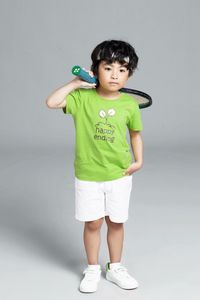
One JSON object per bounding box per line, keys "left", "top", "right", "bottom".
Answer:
{"left": 46, "top": 40, "right": 143, "bottom": 293}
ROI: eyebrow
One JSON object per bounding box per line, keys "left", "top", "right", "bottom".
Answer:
{"left": 103, "top": 62, "right": 127, "bottom": 68}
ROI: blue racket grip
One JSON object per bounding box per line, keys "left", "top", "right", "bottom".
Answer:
{"left": 72, "top": 65, "right": 97, "bottom": 84}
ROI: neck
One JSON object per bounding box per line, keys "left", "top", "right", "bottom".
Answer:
{"left": 96, "top": 86, "right": 121, "bottom": 99}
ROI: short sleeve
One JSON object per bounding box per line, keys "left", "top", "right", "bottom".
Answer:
{"left": 62, "top": 89, "right": 81, "bottom": 116}
{"left": 127, "top": 102, "right": 143, "bottom": 131}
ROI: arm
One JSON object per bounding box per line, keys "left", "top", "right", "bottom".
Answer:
{"left": 124, "top": 130, "right": 143, "bottom": 176}
{"left": 45, "top": 72, "right": 96, "bottom": 109}
{"left": 45, "top": 80, "right": 80, "bottom": 109}
{"left": 129, "top": 130, "right": 143, "bottom": 166}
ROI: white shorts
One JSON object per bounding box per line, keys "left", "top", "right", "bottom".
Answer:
{"left": 75, "top": 175, "right": 133, "bottom": 223}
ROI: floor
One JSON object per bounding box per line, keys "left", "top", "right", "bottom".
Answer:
{"left": 0, "top": 144, "right": 199, "bottom": 300}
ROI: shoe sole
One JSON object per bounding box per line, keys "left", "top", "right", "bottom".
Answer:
{"left": 79, "top": 279, "right": 100, "bottom": 293}
{"left": 106, "top": 273, "right": 139, "bottom": 290}
{"left": 79, "top": 288, "right": 97, "bottom": 293}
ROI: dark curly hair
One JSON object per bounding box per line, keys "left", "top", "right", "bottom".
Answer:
{"left": 91, "top": 40, "right": 139, "bottom": 78}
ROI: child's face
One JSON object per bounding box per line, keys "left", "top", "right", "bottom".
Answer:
{"left": 97, "top": 61, "right": 129, "bottom": 92}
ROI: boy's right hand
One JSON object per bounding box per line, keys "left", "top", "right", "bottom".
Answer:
{"left": 71, "top": 68, "right": 97, "bottom": 89}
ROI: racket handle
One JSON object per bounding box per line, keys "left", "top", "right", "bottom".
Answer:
{"left": 71, "top": 65, "right": 97, "bottom": 84}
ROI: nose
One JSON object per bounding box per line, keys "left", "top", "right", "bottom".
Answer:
{"left": 111, "top": 70, "right": 118, "bottom": 79}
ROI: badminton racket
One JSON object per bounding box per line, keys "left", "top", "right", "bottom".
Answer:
{"left": 72, "top": 65, "right": 152, "bottom": 109}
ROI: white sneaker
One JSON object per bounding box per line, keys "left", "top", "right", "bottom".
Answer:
{"left": 79, "top": 265, "right": 101, "bottom": 293}
{"left": 106, "top": 262, "right": 139, "bottom": 289}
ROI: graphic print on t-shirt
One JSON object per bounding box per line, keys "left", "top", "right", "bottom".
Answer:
{"left": 94, "top": 108, "right": 116, "bottom": 143}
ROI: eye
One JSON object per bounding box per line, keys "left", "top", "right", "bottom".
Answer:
{"left": 120, "top": 69, "right": 126, "bottom": 72}
{"left": 105, "top": 67, "right": 111, "bottom": 71}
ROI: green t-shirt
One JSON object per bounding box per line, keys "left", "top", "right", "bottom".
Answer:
{"left": 63, "top": 88, "right": 143, "bottom": 181}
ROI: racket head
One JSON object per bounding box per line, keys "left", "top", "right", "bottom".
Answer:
{"left": 119, "top": 88, "right": 152, "bottom": 109}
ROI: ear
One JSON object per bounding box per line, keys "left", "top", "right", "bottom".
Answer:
{"left": 94, "top": 70, "right": 99, "bottom": 78}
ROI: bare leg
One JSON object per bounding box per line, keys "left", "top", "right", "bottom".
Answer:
{"left": 105, "top": 216, "right": 124, "bottom": 263}
{"left": 83, "top": 218, "right": 104, "bottom": 265}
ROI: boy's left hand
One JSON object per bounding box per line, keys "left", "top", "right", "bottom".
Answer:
{"left": 123, "top": 162, "right": 143, "bottom": 176}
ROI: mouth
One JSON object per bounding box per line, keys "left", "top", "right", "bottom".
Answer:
{"left": 109, "top": 82, "right": 119, "bottom": 85}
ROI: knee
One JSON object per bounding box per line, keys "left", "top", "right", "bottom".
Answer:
{"left": 105, "top": 216, "right": 123, "bottom": 229}
{"left": 85, "top": 218, "right": 103, "bottom": 231}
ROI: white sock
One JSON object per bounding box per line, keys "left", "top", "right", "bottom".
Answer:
{"left": 109, "top": 262, "right": 121, "bottom": 270}
{"left": 88, "top": 264, "right": 101, "bottom": 270}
